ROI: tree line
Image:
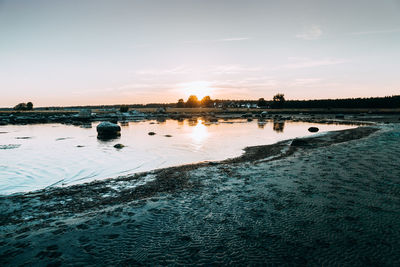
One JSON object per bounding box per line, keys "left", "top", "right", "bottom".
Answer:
{"left": 174, "top": 94, "right": 400, "bottom": 109}
{"left": 11, "top": 94, "right": 399, "bottom": 111}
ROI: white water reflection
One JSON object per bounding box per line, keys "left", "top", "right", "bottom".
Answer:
{"left": 190, "top": 120, "right": 210, "bottom": 149}
{"left": 0, "top": 119, "right": 356, "bottom": 194}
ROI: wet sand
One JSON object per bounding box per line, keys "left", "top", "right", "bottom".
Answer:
{"left": 1, "top": 125, "right": 400, "bottom": 266}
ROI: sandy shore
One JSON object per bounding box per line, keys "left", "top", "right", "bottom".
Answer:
{"left": 1, "top": 124, "right": 400, "bottom": 266}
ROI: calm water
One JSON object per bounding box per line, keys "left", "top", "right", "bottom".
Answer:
{"left": 0, "top": 119, "right": 355, "bottom": 194}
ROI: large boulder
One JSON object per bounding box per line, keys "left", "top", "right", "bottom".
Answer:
{"left": 97, "top": 122, "right": 121, "bottom": 139}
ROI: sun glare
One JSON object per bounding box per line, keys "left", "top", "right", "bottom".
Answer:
{"left": 180, "top": 81, "right": 213, "bottom": 100}
{"left": 190, "top": 119, "right": 209, "bottom": 149}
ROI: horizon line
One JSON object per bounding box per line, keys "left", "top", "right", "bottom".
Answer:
{"left": 1, "top": 94, "right": 399, "bottom": 109}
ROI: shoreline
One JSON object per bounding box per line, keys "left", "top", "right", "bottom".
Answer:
{"left": 0, "top": 126, "right": 378, "bottom": 224}
{"left": 1, "top": 109, "right": 399, "bottom": 127}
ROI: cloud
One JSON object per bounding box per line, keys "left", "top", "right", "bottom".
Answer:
{"left": 276, "top": 57, "right": 347, "bottom": 70}
{"left": 134, "top": 64, "right": 263, "bottom": 76}
{"left": 288, "top": 78, "right": 323, "bottom": 87}
{"left": 134, "top": 66, "right": 192, "bottom": 75}
{"left": 184, "top": 37, "right": 250, "bottom": 44}
{"left": 348, "top": 29, "right": 400, "bottom": 36}
{"left": 296, "top": 25, "right": 323, "bottom": 40}
{"left": 218, "top": 37, "right": 250, "bottom": 42}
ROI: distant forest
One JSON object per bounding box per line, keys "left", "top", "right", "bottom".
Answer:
{"left": 280, "top": 95, "right": 400, "bottom": 109}
{"left": 2, "top": 95, "right": 399, "bottom": 111}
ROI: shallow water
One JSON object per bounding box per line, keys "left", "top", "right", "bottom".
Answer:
{"left": 0, "top": 119, "right": 355, "bottom": 194}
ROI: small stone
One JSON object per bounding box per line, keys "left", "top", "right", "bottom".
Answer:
{"left": 148, "top": 132, "right": 156, "bottom": 136}
{"left": 114, "top": 144, "right": 125, "bottom": 149}
{"left": 308, "top": 127, "right": 319, "bottom": 133}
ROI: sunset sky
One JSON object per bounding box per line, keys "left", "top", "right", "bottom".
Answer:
{"left": 1, "top": 0, "right": 399, "bottom": 107}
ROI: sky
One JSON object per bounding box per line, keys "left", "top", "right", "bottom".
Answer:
{"left": 0, "top": 0, "right": 399, "bottom": 107}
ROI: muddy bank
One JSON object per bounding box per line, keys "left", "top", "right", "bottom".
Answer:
{"left": 2, "top": 125, "right": 400, "bottom": 266}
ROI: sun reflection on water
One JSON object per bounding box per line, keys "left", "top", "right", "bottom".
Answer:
{"left": 190, "top": 119, "right": 209, "bottom": 148}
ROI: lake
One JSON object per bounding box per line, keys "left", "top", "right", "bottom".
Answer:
{"left": 0, "top": 119, "right": 355, "bottom": 195}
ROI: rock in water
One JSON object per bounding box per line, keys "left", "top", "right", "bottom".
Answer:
{"left": 308, "top": 127, "right": 319, "bottom": 133}
{"left": 97, "top": 122, "right": 121, "bottom": 140}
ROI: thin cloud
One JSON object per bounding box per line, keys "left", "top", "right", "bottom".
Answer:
{"left": 218, "top": 37, "right": 250, "bottom": 42}
{"left": 134, "top": 64, "right": 263, "bottom": 76}
{"left": 296, "top": 25, "right": 323, "bottom": 40}
{"left": 289, "top": 78, "right": 323, "bottom": 87}
{"left": 276, "top": 58, "right": 348, "bottom": 70}
{"left": 135, "top": 66, "right": 192, "bottom": 75}
{"left": 348, "top": 29, "right": 400, "bottom": 35}
{"left": 184, "top": 37, "right": 250, "bottom": 44}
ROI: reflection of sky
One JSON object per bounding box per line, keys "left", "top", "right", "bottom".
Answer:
{"left": 0, "top": 119, "right": 357, "bottom": 194}
{"left": 190, "top": 120, "right": 210, "bottom": 149}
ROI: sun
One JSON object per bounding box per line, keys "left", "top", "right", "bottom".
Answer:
{"left": 180, "top": 81, "right": 213, "bottom": 100}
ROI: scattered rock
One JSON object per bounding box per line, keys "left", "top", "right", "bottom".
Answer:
{"left": 114, "top": 144, "right": 125, "bottom": 149}
{"left": 308, "top": 127, "right": 319, "bottom": 133}
{"left": 78, "top": 109, "right": 92, "bottom": 119}
{"left": 156, "top": 107, "right": 166, "bottom": 114}
{"left": 55, "top": 137, "right": 73, "bottom": 141}
{"left": 148, "top": 132, "right": 156, "bottom": 136}
{"left": 164, "top": 135, "right": 172, "bottom": 137}
{"left": 0, "top": 144, "right": 21, "bottom": 150}
{"left": 97, "top": 122, "right": 121, "bottom": 140}
{"left": 242, "top": 113, "right": 253, "bottom": 118}
{"left": 76, "top": 145, "right": 84, "bottom": 148}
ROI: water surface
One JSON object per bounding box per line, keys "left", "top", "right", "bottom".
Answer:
{"left": 0, "top": 119, "right": 355, "bottom": 194}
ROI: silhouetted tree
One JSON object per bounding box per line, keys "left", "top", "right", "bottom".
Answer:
{"left": 14, "top": 103, "right": 27, "bottom": 111}
{"left": 26, "top": 102, "right": 33, "bottom": 110}
{"left": 186, "top": 95, "right": 199, "bottom": 108}
{"left": 272, "top": 93, "right": 285, "bottom": 108}
{"left": 257, "top": 98, "right": 267, "bottom": 108}
{"left": 200, "top": 96, "right": 213, "bottom": 108}
{"left": 177, "top": 98, "right": 185, "bottom": 108}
